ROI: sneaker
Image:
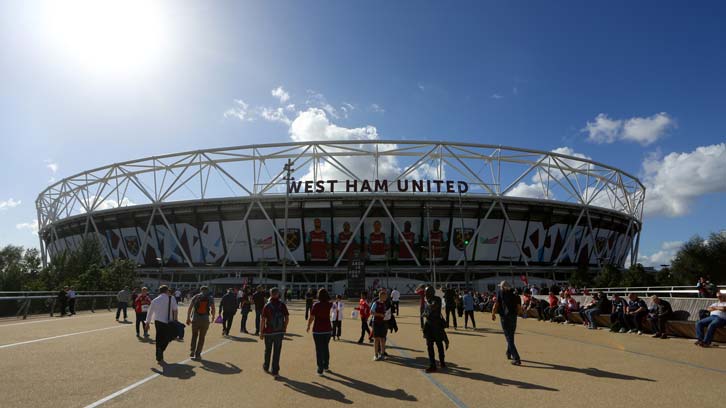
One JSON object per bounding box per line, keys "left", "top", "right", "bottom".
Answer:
{"left": 637, "top": 331, "right": 643, "bottom": 335}
{"left": 425, "top": 366, "right": 437, "bottom": 373}
{"left": 317, "top": 368, "right": 324, "bottom": 376}
{"left": 195, "top": 354, "right": 201, "bottom": 360}
{"left": 694, "top": 340, "right": 703, "bottom": 346}
{"left": 263, "top": 366, "right": 269, "bottom": 373}
{"left": 652, "top": 333, "right": 661, "bottom": 338}
{"left": 379, "top": 355, "right": 386, "bottom": 361}
{"left": 619, "top": 328, "right": 627, "bottom": 333}
{"left": 506, "top": 353, "right": 512, "bottom": 360}
{"left": 373, "top": 355, "right": 379, "bottom": 361}
{"left": 324, "top": 368, "right": 332, "bottom": 373}
{"left": 511, "top": 360, "right": 522, "bottom": 366}
{"left": 440, "top": 362, "right": 447, "bottom": 369}
{"left": 629, "top": 329, "right": 637, "bottom": 334}
{"left": 357, "top": 339, "right": 364, "bottom": 344}
{"left": 190, "top": 351, "right": 195, "bottom": 358}
{"left": 660, "top": 334, "right": 668, "bottom": 339}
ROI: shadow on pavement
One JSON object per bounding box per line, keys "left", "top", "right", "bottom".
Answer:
{"left": 200, "top": 360, "right": 242, "bottom": 375}
{"left": 326, "top": 371, "right": 417, "bottom": 401}
{"left": 386, "top": 355, "right": 558, "bottom": 391}
{"left": 152, "top": 363, "right": 196, "bottom": 380}
{"left": 447, "top": 331, "right": 487, "bottom": 337}
{"left": 227, "top": 335, "right": 257, "bottom": 343}
{"left": 521, "top": 361, "right": 656, "bottom": 382}
{"left": 279, "top": 377, "right": 353, "bottom": 404}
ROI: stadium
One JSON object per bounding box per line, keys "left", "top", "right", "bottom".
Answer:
{"left": 35, "top": 141, "right": 645, "bottom": 293}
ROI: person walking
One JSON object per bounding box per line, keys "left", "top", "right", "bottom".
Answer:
{"left": 423, "top": 285, "right": 449, "bottom": 372}
{"left": 491, "top": 281, "right": 522, "bottom": 365}
{"left": 56, "top": 286, "right": 68, "bottom": 317}
{"left": 116, "top": 287, "right": 131, "bottom": 322}
{"left": 144, "top": 285, "right": 178, "bottom": 364}
{"left": 307, "top": 288, "right": 333, "bottom": 375}
{"left": 219, "top": 288, "right": 238, "bottom": 336}
{"left": 355, "top": 291, "right": 372, "bottom": 344}
{"left": 239, "top": 286, "right": 252, "bottom": 334}
{"left": 260, "top": 288, "right": 289, "bottom": 379}
{"left": 331, "top": 294, "right": 344, "bottom": 340}
{"left": 67, "top": 287, "right": 77, "bottom": 315}
{"left": 462, "top": 290, "right": 476, "bottom": 329}
{"left": 370, "top": 289, "right": 391, "bottom": 361}
{"left": 444, "top": 286, "right": 457, "bottom": 329}
{"left": 391, "top": 287, "right": 401, "bottom": 316}
{"left": 186, "top": 286, "right": 215, "bottom": 360}
{"left": 134, "top": 287, "right": 152, "bottom": 337}
{"left": 253, "top": 286, "right": 267, "bottom": 336}
{"left": 305, "top": 288, "right": 315, "bottom": 320}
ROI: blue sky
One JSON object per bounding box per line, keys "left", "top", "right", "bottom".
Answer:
{"left": 1, "top": 1, "right": 725, "bottom": 267}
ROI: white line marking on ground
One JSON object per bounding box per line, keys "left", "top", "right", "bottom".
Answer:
{"left": 0, "top": 325, "right": 128, "bottom": 349}
{"left": 83, "top": 339, "right": 232, "bottom": 408}
{"left": 0, "top": 313, "right": 111, "bottom": 328}
{"left": 388, "top": 339, "right": 468, "bottom": 408}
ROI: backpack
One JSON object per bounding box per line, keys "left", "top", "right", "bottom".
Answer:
{"left": 267, "top": 301, "right": 286, "bottom": 332}
{"left": 194, "top": 295, "right": 211, "bottom": 315}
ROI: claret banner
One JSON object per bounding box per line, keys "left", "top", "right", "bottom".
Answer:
{"left": 287, "top": 179, "right": 469, "bottom": 194}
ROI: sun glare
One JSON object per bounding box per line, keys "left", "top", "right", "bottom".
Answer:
{"left": 42, "top": 0, "right": 169, "bottom": 77}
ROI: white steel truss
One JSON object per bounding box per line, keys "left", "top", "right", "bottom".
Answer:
{"left": 35, "top": 141, "right": 645, "bottom": 267}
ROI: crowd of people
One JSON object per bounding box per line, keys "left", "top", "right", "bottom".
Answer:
{"left": 116, "top": 280, "right": 724, "bottom": 381}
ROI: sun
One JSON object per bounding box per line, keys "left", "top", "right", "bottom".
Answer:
{"left": 42, "top": 0, "right": 169, "bottom": 77}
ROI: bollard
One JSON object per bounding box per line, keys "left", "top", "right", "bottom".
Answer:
{"left": 50, "top": 298, "right": 56, "bottom": 317}
{"left": 22, "top": 298, "right": 31, "bottom": 319}
{"left": 91, "top": 297, "right": 96, "bottom": 313}
{"left": 107, "top": 297, "right": 112, "bottom": 312}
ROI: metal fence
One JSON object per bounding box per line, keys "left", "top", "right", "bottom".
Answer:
{"left": 586, "top": 285, "right": 723, "bottom": 298}
{"left": 0, "top": 291, "right": 118, "bottom": 320}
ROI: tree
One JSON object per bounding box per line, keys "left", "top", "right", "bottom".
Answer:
{"left": 621, "top": 263, "right": 656, "bottom": 288}
{"left": 569, "top": 263, "right": 591, "bottom": 288}
{"left": 594, "top": 263, "right": 622, "bottom": 288}
{"left": 670, "top": 233, "right": 726, "bottom": 285}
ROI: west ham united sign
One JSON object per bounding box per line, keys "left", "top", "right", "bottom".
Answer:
{"left": 287, "top": 179, "right": 469, "bottom": 194}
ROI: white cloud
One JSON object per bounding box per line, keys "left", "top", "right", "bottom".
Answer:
{"left": 46, "top": 161, "right": 58, "bottom": 174}
{"left": 369, "top": 103, "right": 385, "bottom": 113}
{"left": 223, "top": 99, "right": 251, "bottom": 121}
{"left": 639, "top": 241, "right": 682, "bottom": 267}
{"left": 417, "top": 83, "right": 426, "bottom": 91}
{"left": 0, "top": 198, "right": 21, "bottom": 210}
{"left": 259, "top": 107, "right": 292, "bottom": 126}
{"left": 285, "top": 104, "right": 296, "bottom": 112}
{"left": 271, "top": 86, "right": 290, "bottom": 103}
{"left": 288, "top": 108, "right": 406, "bottom": 181}
{"left": 643, "top": 143, "right": 726, "bottom": 217}
{"left": 583, "top": 112, "right": 674, "bottom": 145}
{"left": 491, "top": 94, "right": 503, "bottom": 99}
{"left": 16, "top": 219, "right": 39, "bottom": 234}
{"left": 505, "top": 182, "right": 546, "bottom": 199}
{"left": 305, "top": 90, "right": 341, "bottom": 119}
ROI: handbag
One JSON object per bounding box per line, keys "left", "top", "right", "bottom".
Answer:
{"left": 351, "top": 310, "right": 359, "bottom": 319}
{"left": 214, "top": 314, "right": 223, "bottom": 324}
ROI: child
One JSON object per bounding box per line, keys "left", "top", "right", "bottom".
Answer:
{"left": 331, "top": 294, "right": 344, "bottom": 340}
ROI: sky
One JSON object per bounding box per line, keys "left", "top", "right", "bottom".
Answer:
{"left": 1, "top": 1, "right": 725, "bottom": 268}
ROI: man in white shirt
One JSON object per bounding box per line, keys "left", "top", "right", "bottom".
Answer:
{"left": 144, "top": 286, "right": 179, "bottom": 363}
{"left": 695, "top": 290, "right": 726, "bottom": 347}
{"left": 331, "top": 294, "right": 344, "bottom": 340}
{"left": 391, "top": 288, "right": 401, "bottom": 316}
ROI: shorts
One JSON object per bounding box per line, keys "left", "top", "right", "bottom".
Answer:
{"left": 373, "top": 321, "right": 388, "bottom": 338}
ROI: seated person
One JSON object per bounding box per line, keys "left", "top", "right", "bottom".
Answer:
{"left": 580, "top": 294, "right": 599, "bottom": 328}
{"left": 610, "top": 294, "right": 628, "bottom": 332}
{"left": 544, "top": 293, "right": 559, "bottom": 322}
{"left": 648, "top": 295, "right": 672, "bottom": 339}
{"left": 694, "top": 290, "right": 726, "bottom": 347}
{"left": 563, "top": 294, "right": 580, "bottom": 325}
{"left": 625, "top": 293, "right": 648, "bottom": 335}
{"left": 521, "top": 290, "right": 533, "bottom": 318}
{"left": 553, "top": 292, "right": 568, "bottom": 323}
{"left": 583, "top": 292, "right": 610, "bottom": 330}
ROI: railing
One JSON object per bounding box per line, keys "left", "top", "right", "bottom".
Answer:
{"left": 585, "top": 285, "right": 723, "bottom": 298}
{"left": 0, "top": 291, "right": 118, "bottom": 320}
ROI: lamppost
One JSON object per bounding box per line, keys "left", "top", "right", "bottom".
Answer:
{"left": 425, "top": 204, "right": 435, "bottom": 288}
{"left": 281, "top": 159, "right": 295, "bottom": 302}
{"left": 501, "top": 255, "right": 516, "bottom": 286}
{"left": 458, "top": 191, "right": 469, "bottom": 287}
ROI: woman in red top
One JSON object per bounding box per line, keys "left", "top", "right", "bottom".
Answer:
{"left": 133, "top": 287, "right": 151, "bottom": 338}
{"left": 355, "top": 291, "right": 373, "bottom": 344}
{"left": 307, "top": 288, "right": 333, "bottom": 376}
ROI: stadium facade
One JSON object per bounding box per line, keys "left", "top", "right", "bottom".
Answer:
{"left": 35, "top": 141, "right": 645, "bottom": 290}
